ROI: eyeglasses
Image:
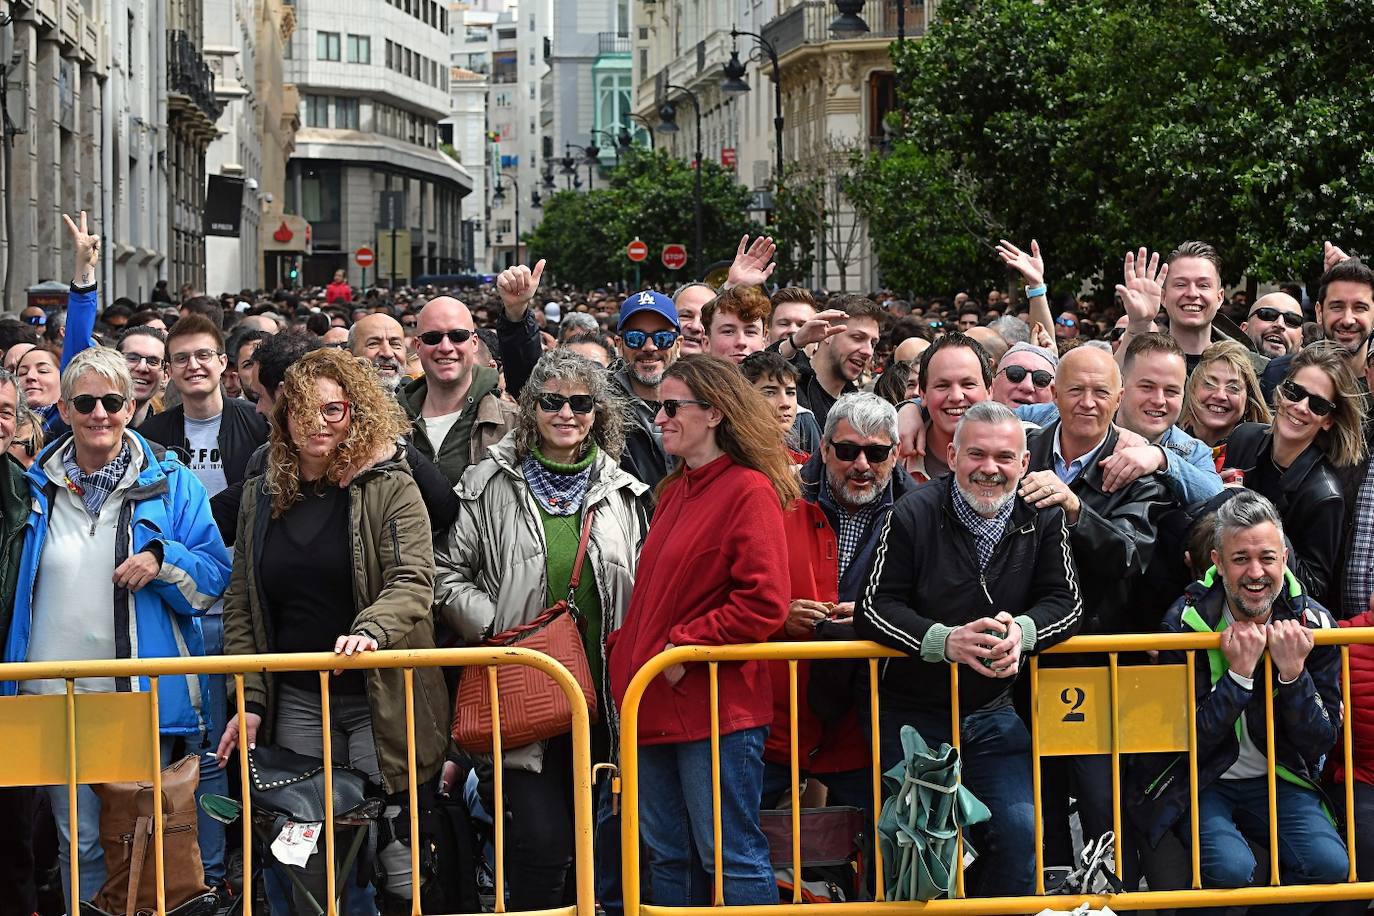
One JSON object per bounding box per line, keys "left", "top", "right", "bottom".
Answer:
{"left": 660, "top": 398, "right": 712, "bottom": 418}
{"left": 1055, "top": 317, "right": 1077, "bottom": 328}
{"left": 170, "top": 348, "right": 223, "bottom": 368}
{"left": 1278, "top": 379, "right": 1336, "bottom": 417}
{"left": 315, "top": 401, "right": 351, "bottom": 423}
{"left": 621, "top": 329, "right": 679, "bottom": 350}
{"left": 998, "top": 365, "right": 1054, "bottom": 388}
{"left": 927, "top": 321, "right": 945, "bottom": 329}
{"left": 401, "top": 318, "right": 419, "bottom": 328}
{"left": 537, "top": 393, "right": 595, "bottom": 414}
{"left": 828, "top": 440, "right": 894, "bottom": 463}
{"left": 1109, "top": 327, "right": 1127, "bottom": 341}
{"left": 123, "top": 353, "right": 165, "bottom": 370}
{"left": 1248, "top": 307, "right": 1304, "bottom": 329}
{"left": 417, "top": 328, "right": 474, "bottom": 347}
{"left": 69, "top": 393, "right": 128, "bottom": 414}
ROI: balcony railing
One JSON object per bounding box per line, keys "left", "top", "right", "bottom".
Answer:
{"left": 167, "top": 30, "right": 225, "bottom": 122}
{"left": 763, "top": 0, "right": 925, "bottom": 60}
{"left": 598, "top": 32, "right": 631, "bottom": 56}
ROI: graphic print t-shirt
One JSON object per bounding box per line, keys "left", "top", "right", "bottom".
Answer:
{"left": 183, "top": 413, "right": 228, "bottom": 497}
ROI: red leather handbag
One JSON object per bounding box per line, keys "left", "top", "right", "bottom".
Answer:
{"left": 452, "top": 507, "right": 600, "bottom": 752}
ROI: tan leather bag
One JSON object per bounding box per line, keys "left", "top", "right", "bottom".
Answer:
{"left": 89, "top": 754, "right": 209, "bottom": 916}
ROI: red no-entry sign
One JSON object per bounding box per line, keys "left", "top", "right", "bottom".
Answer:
{"left": 354, "top": 247, "right": 376, "bottom": 268}
{"left": 661, "top": 244, "right": 688, "bottom": 270}
{"left": 627, "top": 239, "right": 648, "bottom": 262}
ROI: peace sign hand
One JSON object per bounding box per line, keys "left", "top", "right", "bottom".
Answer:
{"left": 496, "top": 259, "right": 546, "bottom": 319}
{"left": 63, "top": 211, "right": 100, "bottom": 285}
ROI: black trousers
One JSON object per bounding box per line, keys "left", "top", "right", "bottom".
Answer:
{"left": 0, "top": 787, "right": 37, "bottom": 916}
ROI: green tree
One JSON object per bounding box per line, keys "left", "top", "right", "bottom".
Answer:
{"left": 523, "top": 149, "right": 760, "bottom": 288}
{"left": 854, "top": 0, "right": 1374, "bottom": 295}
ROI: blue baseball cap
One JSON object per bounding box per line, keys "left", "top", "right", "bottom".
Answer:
{"left": 618, "top": 290, "right": 679, "bottom": 331}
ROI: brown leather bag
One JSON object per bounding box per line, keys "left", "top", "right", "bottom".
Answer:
{"left": 89, "top": 754, "right": 209, "bottom": 916}
{"left": 452, "top": 507, "right": 600, "bottom": 753}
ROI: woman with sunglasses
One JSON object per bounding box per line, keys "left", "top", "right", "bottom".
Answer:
{"left": 1178, "top": 339, "right": 1272, "bottom": 469}
{"left": 1221, "top": 343, "right": 1365, "bottom": 603}
{"left": 217, "top": 348, "right": 451, "bottom": 913}
{"left": 436, "top": 348, "right": 646, "bottom": 911}
{"left": 1, "top": 347, "right": 231, "bottom": 909}
{"left": 609, "top": 355, "right": 798, "bottom": 907}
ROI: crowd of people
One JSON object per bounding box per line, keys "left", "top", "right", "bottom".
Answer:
{"left": 0, "top": 213, "right": 1370, "bottom": 916}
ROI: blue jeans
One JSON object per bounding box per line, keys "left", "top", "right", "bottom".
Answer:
{"left": 596, "top": 776, "right": 624, "bottom": 916}
{"left": 876, "top": 703, "right": 1036, "bottom": 897}
{"left": 1194, "top": 777, "right": 1348, "bottom": 916}
{"left": 46, "top": 735, "right": 179, "bottom": 910}
{"left": 198, "top": 613, "right": 228, "bottom": 887}
{"left": 637, "top": 726, "right": 775, "bottom": 906}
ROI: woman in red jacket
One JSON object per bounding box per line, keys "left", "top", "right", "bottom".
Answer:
{"left": 609, "top": 355, "right": 799, "bottom": 906}
{"left": 1327, "top": 610, "right": 1373, "bottom": 915}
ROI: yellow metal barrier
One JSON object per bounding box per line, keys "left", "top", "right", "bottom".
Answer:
{"left": 617, "top": 633, "right": 1374, "bottom": 915}
{"left": 0, "top": 647, "right": 596, "bottom": 916}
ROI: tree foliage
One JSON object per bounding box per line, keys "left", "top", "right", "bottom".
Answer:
{"left": 851, "top": 0, "right": 1374, "bottom": 296}
{"left": 524, "top": 149, "right": 760, "bottom": 288}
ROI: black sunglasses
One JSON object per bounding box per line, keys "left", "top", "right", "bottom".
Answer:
{"left": 999, "top": 365, "right": 1054, "bottom": 388}
{"left": 1248, "top": 307, "right": 1304, "bottom": 329}
{"left": 1278, "top": 379, "right": 1336, "bottom": 417}
{"left": 621, "top": 329, "right": 679, "bottom": 350}
{"left": 1109, "top": 327, "right": 1127, "bottom": 341}
{"left": 660, "top": 398, "right": 712, "bottom": 418}
{"left": 828, "top": 440, "right": 894, "bottom": 463}
{"left": 537, "top": 393, "right": 596, "bottom": 414}
{"left": 417, "top": 328, "right": 474, "bottom": 347}
{"left": 70, "top": 393, "right": 129, "bottom": 414}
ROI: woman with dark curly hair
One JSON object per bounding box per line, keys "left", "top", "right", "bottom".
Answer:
{"left": 217, "top": 348, "right": 451, "bottom": 913}
{"left": 436, "top": 348, "right": 647, "bottom": 910}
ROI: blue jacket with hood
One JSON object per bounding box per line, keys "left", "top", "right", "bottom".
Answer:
{"left": 1, "top": 430, "right": 232, "bottom": 737}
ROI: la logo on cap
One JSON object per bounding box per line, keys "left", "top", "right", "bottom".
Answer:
{"left": 637, "top": 291, "right": 656, "bottom": 305}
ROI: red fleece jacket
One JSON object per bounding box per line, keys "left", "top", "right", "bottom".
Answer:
{"left": 609, "top": 455, "right": 789, "bottom": 745}
{"left": 1335, "top": 611, "right": 1374, "bottom": 786}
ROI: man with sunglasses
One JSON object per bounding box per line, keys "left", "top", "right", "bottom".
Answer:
{"left": 403, "top": 295, "right": 517, "bottom": 486}
{"left": 1241, "top": 292, "right": 1305, "bottom": 358}
{"left": 991, "top": 343, "right": 1058, "bottom": 407}
{"left": 1260, "top": 253, "right": 1374, "bottom": 401}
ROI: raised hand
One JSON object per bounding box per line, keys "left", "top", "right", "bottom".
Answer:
{"left": 63, "top": 211, "right": 100, "bottom": 286}
{"left": 495, "top": 258, "right": 546, "bottom": 319}
{"left": 1324, "top": 241, "right": 1352, "bottom": 272}
{"left": 792, "top": 308, "right": 850, "bottom": 348}
{"left": 996, "top": 239, "right": 1045, "bottom": 289}
{"left": 727, "top": 234, "right": 777, "bottom": 288}
{"left": 1115, "top": 247, "right": 1168, "bottom": 329}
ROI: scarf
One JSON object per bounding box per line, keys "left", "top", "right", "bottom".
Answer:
{"left": 523, "top": 444, "right": 597, "bottom": 516}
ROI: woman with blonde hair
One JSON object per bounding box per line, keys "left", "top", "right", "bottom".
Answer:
{"left": 1178, "top": 339, "right": 1272, "bottom": 468}
{"left": 609, "top": 354, "right": 797, "bottom": 906}
{"left": 1222, "top": 342, "right": 1365, "bottom": 604}
{"left": 217, "top": 348, "right": 450, "bottom": 912}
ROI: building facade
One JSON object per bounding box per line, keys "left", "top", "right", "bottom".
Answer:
{"left": 285, "top": 0, "right": 473, "bottom": 288}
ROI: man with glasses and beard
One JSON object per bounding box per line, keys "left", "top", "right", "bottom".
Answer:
{"left": 1241, "top": 292, "right": 1305, "bottom": 358}
{"left": 856, "top": 400, "right": 1082, "bottom": 897}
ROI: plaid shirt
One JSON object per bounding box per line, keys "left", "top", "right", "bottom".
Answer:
{"left": 62, "top": 441, "right": 132, "bottom": 519}
{"left": 831, "top": 493, "right": 879, "bottom": 580}
{"left": 950, "top": 484, "right": 1014, "bottom": 570}
{"left": 1344, "top": 457, "right": 1374, "bottom": 618}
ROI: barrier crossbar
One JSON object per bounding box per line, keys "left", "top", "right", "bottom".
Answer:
{"left": 0, "top": 647, "right": 596, "bottom": 916}
{"left": 617, "top": 633, "right": 1374, "bottom": 916}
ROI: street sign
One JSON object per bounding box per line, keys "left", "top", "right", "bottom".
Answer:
{"left": 354, "top": 247, "right": 375, "bottom": 268}
{"left": 661, "top": 244, "right": 688, "bottom": 270}
{"left": 378, "top": 191, "right": 405, "bottom": 231}
{"left": 627, "top": 239, "right": 648, "bottom": 262}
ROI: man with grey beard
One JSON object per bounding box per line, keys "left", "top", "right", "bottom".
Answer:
{"left": 349, "top": 312, "right": 408, "bottom": 393}
{"left": 856, "top": 399, "right": 1082, "bottom": 896}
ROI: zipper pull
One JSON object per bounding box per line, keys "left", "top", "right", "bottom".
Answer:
{"left": 980, "top": 574, "right": 993, "bottom": 606}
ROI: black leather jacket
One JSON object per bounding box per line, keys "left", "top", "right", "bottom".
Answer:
{"left": 1026, "top": 423, "right": 1174, "bottom": 635}
{"left": 1222, "top": 422, "right": 1345, "bottom": 606}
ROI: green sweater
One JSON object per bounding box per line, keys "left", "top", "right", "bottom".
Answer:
{"left": 533, "top": 448, "right": 605, "bottom": 687}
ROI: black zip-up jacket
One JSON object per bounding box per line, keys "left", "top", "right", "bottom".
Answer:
{"left": 1222, "top": 422, "right": 1345, "bottom": 606}
{"left": 137, "top": 396, "right": 268, "bottom": 489}
{"left": 1026, "top": 422, "right": 1173, "bottom": 635}
{"left": 855, "top": 475, "right": 1083, "bottom": 715}
{"left": 1130, "top": 573, "right": 1341, "bottom": 847}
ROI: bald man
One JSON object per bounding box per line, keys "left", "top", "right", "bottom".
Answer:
{"left": 967, "top": 326, "right": 1008, "bottom": 366}
{"left": 401, "top": 296, "right": 516, "bottom": 484}
{"left": 1240, "top": 292, "right": 1304, "bottom": 358}
{"left": 1019, "top": 345, "right": 1172, "bottom": 874}
{"left": 893, "top": 335, "right": 931, "bottom": 364}
{"left": 349, "top": 313, "right": 408, "bottom": 393}
{"left": 238, "top": 313, "right": 280, "bottom": 334}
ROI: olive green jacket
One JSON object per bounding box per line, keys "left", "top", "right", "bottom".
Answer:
{"left": 223, "top": 456, "right": 449, "bottom": 792}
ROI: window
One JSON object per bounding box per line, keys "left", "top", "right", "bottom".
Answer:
{"left": 304, "top": 94, "right": 329, "bottom": 127}
{"left": 347, "top": 34, "right": 370, "bottom": 64}
{"left": 336, "top": 97, "right": 360, "bottom": 129}
{"left": 316, "top": 31, "right": 340, "bottom": 61}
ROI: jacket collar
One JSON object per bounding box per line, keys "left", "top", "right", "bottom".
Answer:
{"left": 1235, "top": 425, "right": 1326, "bottom": 495}
{"left": 936, "top": 472, "right": 1039, "bottom": 532}
{"left": 30, "top": 430, "right": 172, "bottom": 504}
{"left": 402, "top": 365, "right": 502, "bottom": 420}
{"left": 1181, "top": 566, "right": 1307, "bottom": 630}
{"left": 1030, "top": 420, "right": 1119, "bottom": 494}
{"left": 461, "top": 431, "right": 649, "bottom": 503}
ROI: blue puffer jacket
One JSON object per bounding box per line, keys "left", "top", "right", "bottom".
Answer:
{"left": 1, "top": 431, "right": 232, "bottom": 737}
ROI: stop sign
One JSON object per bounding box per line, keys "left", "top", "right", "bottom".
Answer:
{"left": 661, "top": 244, "right": 688, "bottom": 271}
{"left": 627, "top": 239, "right": 648, "bottom": 262}
{"left": 354, "top": 246, "right": 375, "bottom": 268}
